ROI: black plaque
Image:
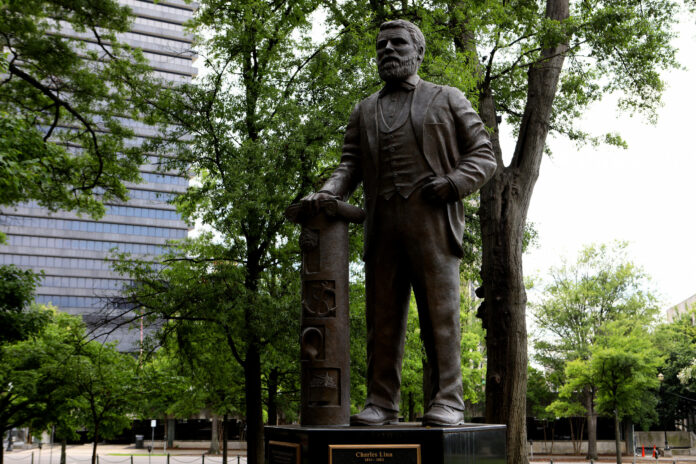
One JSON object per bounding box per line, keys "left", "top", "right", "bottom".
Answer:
{"left": 329, "top": 444, "right": 420, "bottom": 464}
{"left": 268, "top": 440, "right": 300, "bottom": 464}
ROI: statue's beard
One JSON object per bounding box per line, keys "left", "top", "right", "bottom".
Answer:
{"left": 378, "top": 54, "right": 420, "bottom": 82}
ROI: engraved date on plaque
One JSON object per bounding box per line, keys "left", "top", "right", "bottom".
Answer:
{"left": 329, "top": 445, "right": 420, "bottom": 464}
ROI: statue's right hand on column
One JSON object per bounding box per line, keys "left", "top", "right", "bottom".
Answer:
{"left": 301, "top": 190, "right": 339, "bottom": 215}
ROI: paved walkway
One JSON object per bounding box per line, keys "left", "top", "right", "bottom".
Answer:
{"left": 2, "top": 444, "right": 247, "bottom": 464}
{"left": 530, "top": 456, "right": 696, "bottom": 464}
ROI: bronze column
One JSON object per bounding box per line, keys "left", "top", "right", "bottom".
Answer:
{"left": 285, "top": 199, "right": 365, "bottom": 426}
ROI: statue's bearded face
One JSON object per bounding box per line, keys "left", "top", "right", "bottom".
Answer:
{"left": 376, "top": 28, "right": 422, "bottom": 82}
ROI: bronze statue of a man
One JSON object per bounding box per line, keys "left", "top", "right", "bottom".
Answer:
{"left": 304, "top": 19, "right": 496, "bottom": 426}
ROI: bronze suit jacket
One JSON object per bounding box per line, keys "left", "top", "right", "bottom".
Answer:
{"left": 321, "top": 78, "right": 497, "bottom": 259}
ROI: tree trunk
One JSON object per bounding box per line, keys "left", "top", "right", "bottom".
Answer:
{"left": 61, "top": 439, "right": 67, "bottom": 464}
{"left": 91, "top": 428, "right": 99, "bottom": 464}
{"left": 208, "top": 415, "right": 219, "bottom": 455}
{"left": 167, "top": 419, "right": 175, "bottom": 448}
{"left": 1, "top": 432, "right": 4, "bottom": 464}
{"left": 268, "top": 368, "right": 279, "bottom": 426}
{"left": 222, "top": 414, "right": 228, "bottom": 464}
{"left": 614, "top": 410, "right": 622, "bottom": 464}
{"left": 542, "top": 422, "right": 547, "bottom": 453}
{"left": 479, "top": 167, "right": 530, "bottom": 464}
{"left": 245, "top": 343, "right": 264, "bottom": 464}
{"left": 586, "top": 390, "right": 598, "bottom": 459}
{"left": 550, "top": 423, "right": 555, "bottom": 454}
{"left": 624, "top": 418, "right": 634, "bottom": 458}
{"left": 478, "top": 3, "right": 569, "bottom": 464}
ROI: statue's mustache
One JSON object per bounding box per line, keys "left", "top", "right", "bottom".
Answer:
{"left": 379, "top": 55, "right": 407, "bottom": 68}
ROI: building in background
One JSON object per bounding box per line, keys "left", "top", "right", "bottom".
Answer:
{"left": 666, "top": 293, "right": 696, "bottom": 323}
{"left": 0, "top": 0, "right": 197, "bottom": 350}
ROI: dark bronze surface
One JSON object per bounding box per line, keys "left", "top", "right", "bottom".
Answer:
{"left": 286, "top": 199, "right": 365, "bottom": 426}
{"left": 299, "top": 19, "right": 497, "bottom": 421}
{"left": 265, "top": 423, "right": 506, "bottom": 464}
{"left": 268, "top": 441, "right": 300, "bottom": 464}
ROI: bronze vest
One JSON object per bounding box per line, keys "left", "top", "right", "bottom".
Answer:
{"left": 377, "top": 94, "right": 432, "bottom": 199}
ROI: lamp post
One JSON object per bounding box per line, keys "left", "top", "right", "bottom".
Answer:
{"left": 658, "top": 373, "right": 670, "bottom": 453}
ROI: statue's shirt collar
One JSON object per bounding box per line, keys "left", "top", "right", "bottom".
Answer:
{"left": 379, "top": 75, "right": 421, "bottom": 97}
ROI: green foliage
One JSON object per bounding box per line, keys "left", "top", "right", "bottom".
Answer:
{"left": 0, "top": 306, "right": 62, "bottom": 439}
{"left": 550, "top": 321, "right": 661, "bottom": 428}
{"left": 459, "top": 292, "right": 486, "bottom": 408}
{"left": 349, "top": 280, "right": 368, "bottom": 414}
{"left": 0, "top": 307, "right": 122, "bottom": 452}
{"left": 527, "top": 366, "right": 558, "bottom": 421}
{"left": 112, "top": 234, "right": 301, "bottom": 419}
{"left": 533, "top": 242, "right": 659, "bottom": 454}
{"left": 533, "top": 241, "right": 659, "bottom": 367}
{"left": 0, "top": 300, "right": 137, "bottom": 464}
{"left": 25, "top": 310, "right": 94, "bottom": 443}
{"left": 653, "top": 309, "right": 696, "bottom": 429}
{"left": 136, "top": 350, "right": 201, "bottom": 421}
{"left": 0, "top": 264, "right": 48, "bottom": 344}
{"left": 678, "top": 359, "right": 696, "bottom": 386}
{"left": 330, "top": 0, "right": 681, "bottom": 148}
{"left": 67, "top": 339, "right": 137, "bottom": 464}
{"left": 0, "top": 0, "right": 155, "bottom": 219}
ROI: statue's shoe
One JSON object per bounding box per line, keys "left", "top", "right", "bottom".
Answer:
{"left": 422, "top": 404, "right": 465, "bottom": 426}
{"left": 350, "top": 405, "right": 398, "bottom": 426}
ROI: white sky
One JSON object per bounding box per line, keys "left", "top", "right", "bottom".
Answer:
{"left": 518, "top": 18, "right": 696, "bottom": 311}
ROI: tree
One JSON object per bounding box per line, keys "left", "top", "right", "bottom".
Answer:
{"left": 0, "top": 295, "right": 135, "bottom": 464}
{"left": 111, "top": 236, "right": 301, "bottom": 464}
{"left": 465, "top": 3, "right": 680, "bottom": 463}
{"left": 27, "top": 311, "right": 91, "bottom": 464}
{"left": 0, "top": 0, "right": 157, "bottom": 223}
{"left": 135, "top": 350, "right": 201, "bottom": 450}
{"left": 0, "top": 306, "right": 84, "bottom": 464}
{"left": 532, "top": 242, "right": 658, "bottom": 458}
{"left": 527, "top": 367, "right": 560, "bottom": 453}
{"left": 654, "top": 309, "right": 696, "bottom": 431}
{"left": 68, "top": 341, "right": 137, "bottom": 464}
{"left": 551, "top": 321, "right": 661, "bottom": 464}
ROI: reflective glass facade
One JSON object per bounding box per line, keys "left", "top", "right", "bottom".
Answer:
{"left": 0, "top": 0, "right": 197, "bottom": 350}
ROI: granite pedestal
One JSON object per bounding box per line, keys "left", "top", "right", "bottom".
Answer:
{"left": 265, "top": 423, "right": 506, "bottom": 464}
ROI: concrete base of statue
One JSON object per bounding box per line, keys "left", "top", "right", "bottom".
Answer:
{"left": 265, "top": 422, "right": 506, "bottom": 464}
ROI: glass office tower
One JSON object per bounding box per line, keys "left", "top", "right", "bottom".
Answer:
{"left": 0, "top": 0, "right": 197, "bottom": 350}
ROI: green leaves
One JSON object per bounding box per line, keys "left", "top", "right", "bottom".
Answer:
{"left": 0, "top": 305, "right": 136, "bottom": 459}
{"left": 0, "top": 265, "right": 47, "bottom": 344}
{"left": 550, "top": 321, "right": 661, "bottom": 426}
{"left": 532, "top": 241, "right": 659, "bottom": 365}
{"left": 0, "top": 0, "right": 154, "bottom": 217}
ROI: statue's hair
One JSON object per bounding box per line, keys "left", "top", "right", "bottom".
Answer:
{"left": 378, "top": 20, "right": 426, "bottom": 57}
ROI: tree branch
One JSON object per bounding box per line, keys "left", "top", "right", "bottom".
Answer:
{"left": 7, "top": 62, "right": 104, "bottom": 189}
